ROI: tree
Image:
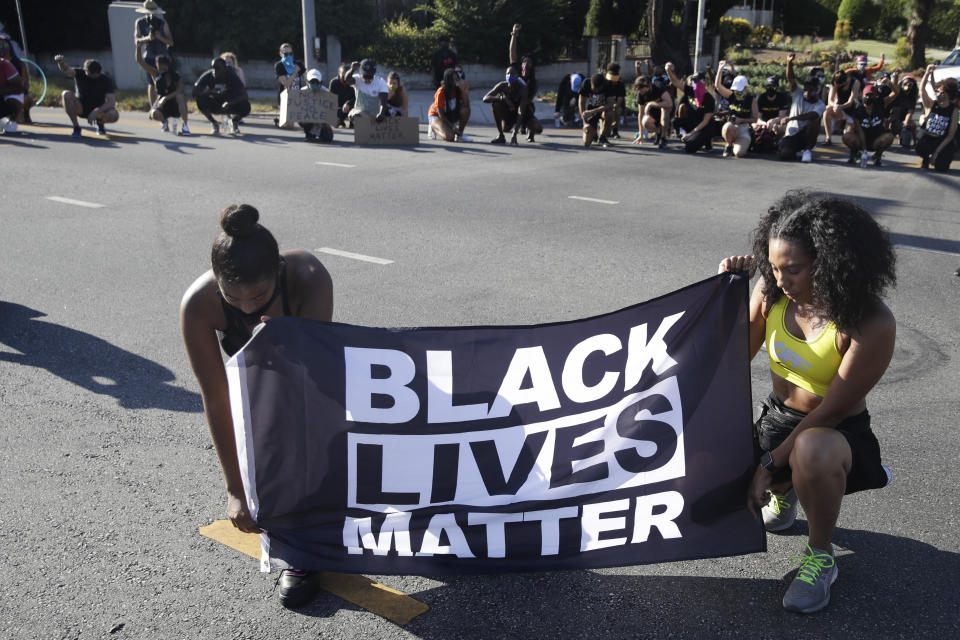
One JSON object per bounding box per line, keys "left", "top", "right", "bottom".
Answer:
{"left": 907, "top": 0, "right": 934, "bottom": 68}
{"left": 583, "top": 0, "right": 646, "bottom": 37}
{"left": 837, "top": 0, "right": 873, "bottom": 37}
{"left": 648, "top": 0, "right": 693, "bottom": 74}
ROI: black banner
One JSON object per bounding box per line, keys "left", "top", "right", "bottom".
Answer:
{"left": 226, "top": 274, "right": 764, "bottom": 574}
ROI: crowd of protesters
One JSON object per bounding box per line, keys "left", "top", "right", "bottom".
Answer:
{"left": 2, "top": 3, "right": 957, "bottom": 172}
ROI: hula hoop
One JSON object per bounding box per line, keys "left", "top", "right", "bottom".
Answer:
{"left": 21, "top": 58, "right": 48, "bottom": 104}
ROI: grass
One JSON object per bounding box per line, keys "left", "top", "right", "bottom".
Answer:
{"left": 30, "top": 75, "right": 276, "bottom": 113}
{"left": 814, "top": 38, "right": 953, "bottom": 63}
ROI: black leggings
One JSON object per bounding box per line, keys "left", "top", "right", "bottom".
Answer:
{"left": 916, "top": 133, "right": 956, "bottom": 172}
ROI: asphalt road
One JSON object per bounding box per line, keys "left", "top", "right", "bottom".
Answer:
{"left": 2, "top": 107, "right": 959, "bottom": 639}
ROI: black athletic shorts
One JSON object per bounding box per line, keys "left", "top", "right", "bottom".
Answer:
{"left": 754, "top": 392, "right": 888, "bottom": 494}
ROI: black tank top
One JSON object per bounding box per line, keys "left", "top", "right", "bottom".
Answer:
{"left": 217, "top": 260, "right": 292, "bottom": 356}
{"left": 923, "top": 102, "right": 958, "bottom": 139}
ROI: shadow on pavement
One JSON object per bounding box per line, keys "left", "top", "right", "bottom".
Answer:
{"left": 286, "top": 528, "right": 958, "bottom": 638}
{"left": 0, "top": 301, "right": 201, "bottom": 412}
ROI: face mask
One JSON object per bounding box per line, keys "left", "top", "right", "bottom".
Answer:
{"left": 804, "top": 90, "right": 818, "bottom": 102}
{"left": 693, "top": 81, "right": 706, "bottom": 104}
{"left": 506, "top": 74, "right": 517, "bottom": 83}
{"left": 308, "top": 80, "right": 322, "bottom": 91}
{"left": 864, "top": 96, "right": 876, "bottom": 106}
{"left": 456, "top": 70, "right": 464, "bottom": 79}
{"left": 765, "top": 87, "right": 777, "bottom": 96}
{"left": 387, "top": 82, "right": 398, "bottom": 90}
{"left": 281, "top": 54, "right": 293, "bottom": 63}
{"left": 606, "top": 73, "right": 619, "bottom": 82}
{"left": 734, "top": 91, "right": 745, "bottom": 101}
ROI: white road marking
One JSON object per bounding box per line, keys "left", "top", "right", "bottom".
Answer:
{"left": 568, "top": 195, "right": 619, "bottom": 205}
{"left": 45, "top": 196, "right": 105, "bottom": 209}
{"left": 895, "top": 244, "right": 960, "bottom": 257}
{"left": 317, "top": 247, "right": 394, "bottom": 265}
{"left": 315, "top": 161, "right": 357, "bottom": 168}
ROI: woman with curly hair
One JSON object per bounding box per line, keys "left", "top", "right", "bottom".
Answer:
{"left": 719, "top": 191, "right": 896, "bottom": 614}
{"left": 180, "top": 204, "right": 333, "bottom": 608}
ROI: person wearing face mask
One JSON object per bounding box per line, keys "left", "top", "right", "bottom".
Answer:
{"left": 823, "top": 70, "right": 861, "bottom": 146}
{"left": 886, "top": 74, "right": 919, "bottom": 148}
{"left": 576, "top": 71, "right": 617, "bottom": 147}
{"left": 631, "top": 74, "right": 673, "bottom": 149}
{"left": 714, "top": 65, "right": 758, "bottom": 158}
{"left": 752, "top": 76, "right": 791, "bottom": 154}
{"left": 778, "top": 53, "right": 826, "bottom": 163}
{"left": 672, "top": 72, "right": 715, "bottom": 154}
{"left": 916, "top": 65, "right": 959, "bottom": 172}
{"left": 604, "top": 62, "right": 627, "bottom": 138}
{"left": 274, "top": 43, "right": 305, "bottom": 130}
{"left": 299, "top": 69, "right": 334, "bottom": 143}
{"left": 429, "top": 68, "right": 472, "bottom": 142}
{"left": 482, "top": 64, "right": 529, "bottom": 145}
{"left": 344, "top": 58, "right": 389, "bottom": 124}
{"left": 842, "top": 84, "right": 893, "bottom": 167}
{"left": 180, "top": 204, "right": 333, "bottom": 610}
{"left": 845, "top": 53, "right": 884, "bottom": 86}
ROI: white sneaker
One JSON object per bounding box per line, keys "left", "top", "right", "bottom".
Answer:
{"left": 459, "top": 132, "right": 473, "bottom": 142}
{"left": 180, "top": 123, "right": 191, "bottom": 136}
{"left": 801, "top": 149, "right": 812, "bottom": 163}
{"left": 4, "top": 119, "right": 17, "bottom": 134}
{"left": 171, "top": 123, "right": 178, "bottom": 135}
{"left": 161, "top": 120, "right": 169, "bottom": 132}
{"left": 428, "top": 128, "right": 437, "bottom": 140}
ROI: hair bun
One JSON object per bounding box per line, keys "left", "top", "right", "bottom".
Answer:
{"left": 219, "top": 204, "right": 260, "bottom": 238}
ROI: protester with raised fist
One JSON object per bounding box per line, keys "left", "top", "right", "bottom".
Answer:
{"left": 719, "top": 191, "right": 895, "bottom": 614}
{"left": 55, "top": 55, "right": 118, "bottom": 137}
{"left": 180, "top": 204, "right": 333, "bottom": 609}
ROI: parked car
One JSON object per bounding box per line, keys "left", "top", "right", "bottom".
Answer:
{"left": 932, "top": 48, "right": 960, "bottom": 85}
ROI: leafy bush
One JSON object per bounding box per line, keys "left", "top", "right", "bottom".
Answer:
{"left": 718, "top": 17, "right": 753, "bottom": 49}
{"left": 749, "top": 25, "right": 774, "bottom": 48}
{"left": 833, "top": 19, "right": 851, "bottom": 49}
{"left": 724, "top": 46, "right": 754, "bottom": 65}
{"left": 359, "top": 18, "right": 436, "bottom": 73}
{"left": 874, "top": 0, "right": 908, "bottom": 41}
{"left": 894, "top": 36, "right": 911, "bottom": 70}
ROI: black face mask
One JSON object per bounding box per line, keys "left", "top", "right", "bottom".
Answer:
{"left": 765, "top": 87, "right": 777, "bottom": 96}
{"left": 221, "top": 275, "right": 282, "bottom": 323}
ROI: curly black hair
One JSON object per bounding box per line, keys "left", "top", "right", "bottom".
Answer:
{"left": 751, "top": 191, "right": 896, "bottom": 332}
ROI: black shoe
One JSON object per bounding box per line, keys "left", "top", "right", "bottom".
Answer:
{"left": 526, "top": 133, "right": 536, "bottom": 142}
{"left": 704, "top": 141, "right": 713, "bottom": 151}
{"left": 278, "top": 569, "right": 320, "bottom": 609}
{"left": 305, "top": 131, "right": 317, "bottom": 142}
{"left": 96, "top": 122, "right": 106, "bottom": 136}
{"left": 658, "top": 134, "right": 667, "bottom": 149}
{"left": 723, "top": 145, "right": 733, "bottom": 158}
{"left": 490, "top": 135, "right": 506, "bottom": 144}
{"left": 822, "top": 138, "right": 833, "bottom": 146}
{"left": 921, "top": 157, "right": 930, "bottom": 169}
{"left": 873, "top": 151, "right": 883, "bottom": 167}
{"left": 598, "top": 135, "right": 610, "bottom": 147}
{"left": 611, "top": 128, "right": 620, "bottom": 138}
{"left": 847, "top": 151, "right": 857, "bottom": 165}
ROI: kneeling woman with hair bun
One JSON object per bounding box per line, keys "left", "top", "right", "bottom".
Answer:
{"left": 719, "top": 191, "right": 896, "bottom": 614}
{"left": 180, "top": 204, "right": 333, "bottom": 608}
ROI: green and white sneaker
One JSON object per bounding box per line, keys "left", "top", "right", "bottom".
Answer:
{"left": 762, "top": 487, "right": 798, "bottom": 532}
{"left": 783, "top": 543, "right": 837, "bottom": 613}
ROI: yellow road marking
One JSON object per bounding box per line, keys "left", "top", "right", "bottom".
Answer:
{"left": 199, "top": 520, "right": 429, "bottom": 625}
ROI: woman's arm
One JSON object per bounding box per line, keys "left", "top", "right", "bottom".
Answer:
{"left": 718, "top": 257, "right": 766, "bottom": 358}
{"left": 180, "top": 277, "right": 261, "bottom": 533}
{"left": 714, "top": 62, "right": 732, "bottom": 99}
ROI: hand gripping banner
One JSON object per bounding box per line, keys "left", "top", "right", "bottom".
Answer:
{"left": 226, "top": 273, "right": 765, "bottom": 574}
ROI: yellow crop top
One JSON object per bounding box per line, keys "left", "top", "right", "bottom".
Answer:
{"left": 765, "top": 296, "right": 843, "bottom": 397}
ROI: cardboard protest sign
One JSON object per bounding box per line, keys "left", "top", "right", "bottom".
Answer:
{"left": 279, "top": 88, "right": 338, "bottom": 128}
{"left": 353, "top": 116, "right": 419, "bottom": 146}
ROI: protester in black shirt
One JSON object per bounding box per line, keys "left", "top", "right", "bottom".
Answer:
{"left": 673, "top": 73, "right": 715, "bottom": 154}
{"left": 54, "top": 55, "right": 118, "bottom": 137}
{"left": 632, "top": 75, "right": 673, "bottom": 148}
{"left": 916, "top": 65, "right": 959, "bottom": 172}
{"left": 578, "top": 72, "right": 616, "bottom": 147}
{"left": 509, "top": 24, "right": 542, "bottom": 142}
{"left": 752, "top": 76, "right": 791, "bottom": 154}
{"left": 136, "top": 48, "right": 190, "bottom": 135}
{"left": 604, "top": 62, "right": 627, "bottom": 138}
{"left": 134, "top": 1, "right": 174, "bottom": 111}
{"left": 193, "top": 58, "right": 250, "bottom": 135}
{"left": 329, "top": 63, "right": 354, "bottom": 128}
{"left": 553, "top": 73, "right": 583, "bottom": 126}
{"left": 483, "top": 65, "right": 529, "bottom": 145}
{"left": 842, "top": 84, "right": 893, "bottom": 166}
{"left": 714, "top": 63, "right": 758, "bottom": 158}
{"left": 431, "top": 35, "right": 458, "bottom": 89}
{"left": 885, "top": 74, "right": 919, "bottom": 146}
